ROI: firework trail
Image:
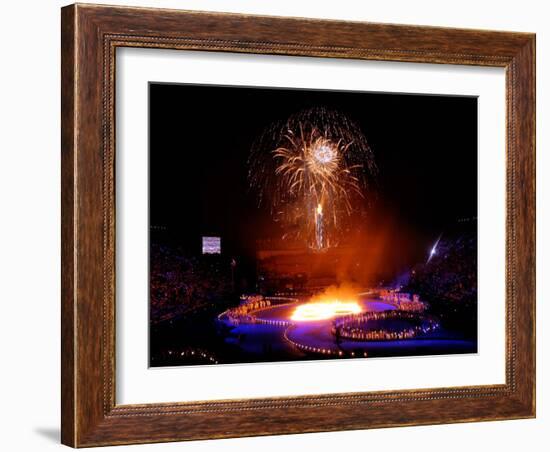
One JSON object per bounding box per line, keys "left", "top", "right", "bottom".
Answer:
{"left": 427, "top": 234, "right": 443, "bottom": 264}
{"left": 248, "top": 106, "right": 377, "bottom": 249}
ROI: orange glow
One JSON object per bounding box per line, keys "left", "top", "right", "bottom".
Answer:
{"left": 291, "top": 300, "right": 361, "bottom": 321}
{"left": 316, "top": 203, "right": 323, "bottom": 215}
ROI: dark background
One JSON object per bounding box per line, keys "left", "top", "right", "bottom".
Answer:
{"left": 149, "top": 83, "right": 477, "bottom": 280}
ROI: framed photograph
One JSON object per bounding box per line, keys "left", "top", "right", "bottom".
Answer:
{"left": 61, "top": 4, "right": 536, "bottom": 447}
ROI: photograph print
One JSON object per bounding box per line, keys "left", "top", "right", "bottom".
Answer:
{"left": 148, "top": 83, "right": 478, "bottom": 367}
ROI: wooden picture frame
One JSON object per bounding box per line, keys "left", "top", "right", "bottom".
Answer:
{"left": 61, "top": 3, "right": 535, "bottom": 447}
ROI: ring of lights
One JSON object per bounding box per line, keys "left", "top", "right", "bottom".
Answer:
{"left": 218, "top": 295, "right": 438, "bottom": 358}
{"left": 283, "top": 324, "right": 368, "bottom": 358}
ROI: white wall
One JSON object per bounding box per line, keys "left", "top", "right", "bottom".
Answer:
{"left": 0, "top": 1, "right": 546, "bottom": 451}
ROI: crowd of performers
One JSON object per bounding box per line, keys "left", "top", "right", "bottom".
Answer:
{"left": 379, "top": 290, "right": 427, "bottom": 311}
{"left": 219, "top": 295, "right": 298, "bottom": 326}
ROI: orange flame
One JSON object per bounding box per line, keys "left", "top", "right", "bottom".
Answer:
{"left": 291, "top": 300, "right": 361, "bottom": 321}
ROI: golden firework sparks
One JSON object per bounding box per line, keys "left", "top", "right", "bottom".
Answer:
{"left": 249, "top": 107, "right": 376, "bottom": 249}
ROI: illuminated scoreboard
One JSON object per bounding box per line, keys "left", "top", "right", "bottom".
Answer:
{"left": 202, "top": 236, "right": 221, "bottom": 254}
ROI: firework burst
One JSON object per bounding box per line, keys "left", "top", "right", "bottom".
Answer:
{"left": 249, "top": 107, "right": 376, "bottom": 249}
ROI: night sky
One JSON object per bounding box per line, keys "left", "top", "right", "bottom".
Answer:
{"left": 149, "top": 83, "right": 477, "bottom": 278}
